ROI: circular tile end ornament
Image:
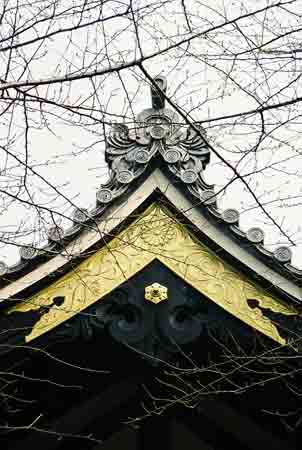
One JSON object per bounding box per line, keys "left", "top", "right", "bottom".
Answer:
{"left": 246, "top": 227, "right": 265, "bottom": 244}
{"left": 134, "top": 149, "right": 150, "bottom": 164}
{"left": 181, "top": 169, "right": 198, "bottom": 184}
{"left": 73, "top": 208, "right": 88, "bottom": 223}
{"left": 274, "top": 246, "right": 292, "bottom": 263}
{"left": 96, "top": 189, "right": 113, "bottom": 204}
{"left": 149, "top": 125, "right": 167, "bottom": 140}
{"left": 116, "top": 170, "right": 134, "bottom": 184}
{"left": 163, "top": 149, "right": 181, "bottom": 163}
{"left": 20, "top": 246, "right": 38, "bottom": 260}
{"left": 222, "top": 208, "right": 240, "bottom": 224}
{"left": 48, "top": 226, "right": 64, "bottom": 243}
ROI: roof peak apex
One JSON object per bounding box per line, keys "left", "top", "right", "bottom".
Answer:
{"left": 97, "top": 75, "right": 211, "bottom": 206}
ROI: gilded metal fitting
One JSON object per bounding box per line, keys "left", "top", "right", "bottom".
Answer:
{"left": 145, "top": 282, "right": 168, "bottom": 304}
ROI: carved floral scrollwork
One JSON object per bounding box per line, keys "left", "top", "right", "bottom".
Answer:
{"left": 53, "top": 285, "right": 217, "bottom": 364}
{"left": 9, "top": 203, "right": 297, "bottom": 346}
{"left": 50, "top": 271, "right": 264, "bottom": 366}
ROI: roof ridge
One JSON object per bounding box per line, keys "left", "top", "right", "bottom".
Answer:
{"left": 0, "top": 76, "right": 300, "bottom": 283}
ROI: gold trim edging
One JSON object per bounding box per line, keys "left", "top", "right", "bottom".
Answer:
{"left": 8, "top": 203, "right": 297, "bottom": 344}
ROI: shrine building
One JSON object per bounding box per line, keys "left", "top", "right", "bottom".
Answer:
{"left": 1, "top": 76, "right": 302, "bottom": 450}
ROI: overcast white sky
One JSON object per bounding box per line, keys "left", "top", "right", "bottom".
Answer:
{"left": 0, "top": 0, "right": 302, "bottom": 270}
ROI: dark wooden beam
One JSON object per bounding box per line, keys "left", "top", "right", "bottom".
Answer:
{"left": 139, "top": 416, "right": 172, "bottom": 450}
{"left": 12, "top": 377, "right": 140, "bottom": 450}
{"left": 197, "top": 398, "right": 294, "bottom": 450}
{"left": 171, "top": 420, "right": 214, "bottom": 450}
{"left": 91, "top": 426, "right": 138, "bottom": 450}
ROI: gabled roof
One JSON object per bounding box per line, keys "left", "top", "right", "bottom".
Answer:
{"left": 0, "top": 75, "right": 301, "bottom": 307}
{"left": 4, "top": 198, "right": 298, "bottom": 345}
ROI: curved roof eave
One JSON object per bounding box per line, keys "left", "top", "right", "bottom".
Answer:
{"left": 0, "top": 166, "right": 301, "bottom": 307}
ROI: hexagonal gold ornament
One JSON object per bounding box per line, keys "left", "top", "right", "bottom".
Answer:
{"left": 145, "top": 283, "right": 168, "bottom": 304}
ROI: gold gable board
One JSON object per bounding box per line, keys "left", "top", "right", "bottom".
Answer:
{"left": 8, "top": 203, "right": 297, "bottom": 344}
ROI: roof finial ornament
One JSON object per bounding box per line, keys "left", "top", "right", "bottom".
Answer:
{"left": 151, "top": 75, "right": 167, "bottom": 110}
{"left": 96, "top": 75, "right": 213, "bottom": 210}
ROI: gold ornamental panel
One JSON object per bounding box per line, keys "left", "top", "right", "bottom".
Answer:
{"left": 7, "top": 203, "right": 298, "bottom": 344}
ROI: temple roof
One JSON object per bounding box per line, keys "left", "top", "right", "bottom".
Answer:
{"left": 0, "top": 76, "right": 301, "bottom": 304}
